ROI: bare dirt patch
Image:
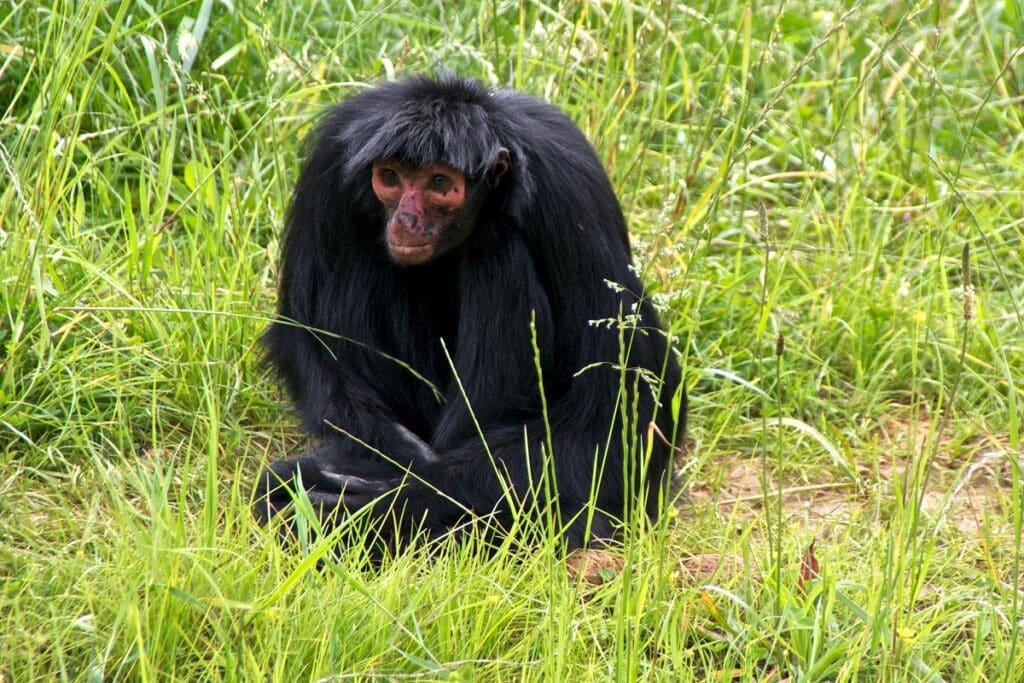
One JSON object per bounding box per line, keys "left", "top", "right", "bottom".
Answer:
{"left": 686, "top": 415, "right": 1018, "bottom": 538}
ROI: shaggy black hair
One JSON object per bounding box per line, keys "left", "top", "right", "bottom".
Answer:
{"left": 257, "top": 75, "right": 685, "bottom": 554}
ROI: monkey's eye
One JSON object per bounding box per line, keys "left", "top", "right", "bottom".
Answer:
{"left": 429, "top": 174, "right": 453, "bottom": 193}
{"left": 377, "top": 167, "right": 400, "bottom": 187}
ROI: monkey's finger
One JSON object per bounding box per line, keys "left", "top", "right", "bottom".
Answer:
{"left": 319, "top": 471, "right": 395, "bottom": 494}
{"left": 395, "top": 424, "right": 439, "bottom": 464}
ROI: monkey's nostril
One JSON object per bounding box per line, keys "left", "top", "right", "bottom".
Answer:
{"left": 395, "top": 211, "right": 418, "bottom": 229}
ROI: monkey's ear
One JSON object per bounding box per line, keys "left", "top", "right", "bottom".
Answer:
{"left": 487, "top": 147, "right": 510, "bottom": 188}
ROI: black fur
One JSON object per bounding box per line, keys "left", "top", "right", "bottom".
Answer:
{"left": 256, "top": 75, "right": 685, "bottom": 552}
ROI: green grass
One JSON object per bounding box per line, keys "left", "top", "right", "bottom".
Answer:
{"left": 2, "top": 0, "right": 1022, "bottom": 680}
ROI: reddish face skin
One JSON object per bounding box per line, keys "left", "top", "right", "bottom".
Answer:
{"left": 371, "top": 161, "right": 471, "bottom": 266}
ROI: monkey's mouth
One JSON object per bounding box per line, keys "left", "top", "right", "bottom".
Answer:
{"left": 387, "top": 241, "right": 435, "bottom": 266}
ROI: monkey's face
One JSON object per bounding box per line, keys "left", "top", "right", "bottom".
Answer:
{"left": 371, "top": 150, "right": 509, "bottom": 267}
{"left": 371, "top": 161, "right": 476, "bottom": 266}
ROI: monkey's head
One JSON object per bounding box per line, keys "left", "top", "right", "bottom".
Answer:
{"left": 371, "top": 150, "right": 509, "bottom": 266}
